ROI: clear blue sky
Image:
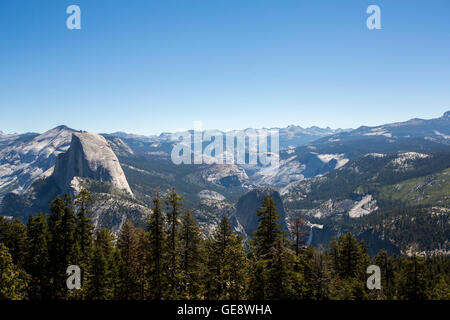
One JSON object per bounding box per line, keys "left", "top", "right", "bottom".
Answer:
{"left": 0, "top": 0, "right": 449, "bottom": 135}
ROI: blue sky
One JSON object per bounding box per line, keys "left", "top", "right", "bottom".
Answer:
{"left": 0, "top": 0, "right": 449, "bottom": 135}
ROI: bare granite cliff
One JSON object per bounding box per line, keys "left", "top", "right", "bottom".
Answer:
{"left": 53, "top": 132, "right": 133, "bottom": 196}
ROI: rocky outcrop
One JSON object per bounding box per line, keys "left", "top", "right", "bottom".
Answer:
{"left": 53, "top": 132, "right": 133, "bottom": 196}
{"left": 198, "top": 189, "right": 225, "bottom": 202}
{"left": 200, "top": 164, "right": 250, "bottom": 188}
{"left": 1, "top": 132, "right": 138, "bottom": 232}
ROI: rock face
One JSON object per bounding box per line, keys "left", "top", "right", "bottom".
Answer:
{"left": 0, "top": 126, "right": 76, "bottom": 202}
{"left": 200, "top": 164, "right": 249, "bottom": 188}
{"left": 235, "top": 187, "right": 287, "bottom": 237}
{"left": 1, "top": 132, "right": 139, "bottom": 232}
{"left": 53, "top": 132, "right": 133, "bottom": 196}
{"left": 198, "top": 190, "right": 225, "bottom": 202}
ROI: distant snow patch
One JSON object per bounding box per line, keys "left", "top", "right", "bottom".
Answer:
{"left": 365, "top": 153, "right": 385, "bottom": 158}
{"left": 434, "top": 130, "right": 450, "bottom": 139}
{"left": 363, "top": 128, "right": 392, "bottom": 138}
{"left": 328, "top": 138, "right": 340, "bottom": 142}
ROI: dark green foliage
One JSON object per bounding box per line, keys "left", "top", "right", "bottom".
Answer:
{"left": 117, "top": 219, "right": 139, "bottom": 299}
{"left": 252, "top": 196, "right": 283, "bottom": 259}
{"left": 136, "top": 228, "right": 151, "bottom": 299}
{"left": 47, "top": 195, "right": 75, "bottom": 299}
{"left": 249, "top": 196, "right": 299, "bottom": 299}
{"left": 204, "top": 217, "right": 248, "bottom": 299}
{"left": 25, "top": 214, "right": 49, "bottom": 299}
{"left": 0, "top": 191, "right": 449, "bottom": 300}
{"left": 361, "top": 205, "right": 450, "bottom": 253}
{"left": 74, "top": 189, "right": 94, "bottom": 270}
{"left": 0, "top": 218, "right": 27, "bottom": 268}
{"left": 396, "top": 254, "right": 427, "bottom": 300}
{"left": 165, "top": 188, "right": 183, "bottom": 298}
{"left": 85, "top": 245, "right": 111, "bottom": 300}
{"left": 179, "top": 210, "right": 203, "bottom": 299}
{"left": 0, "top": 243, "right": 26, "bottom": 299}
{"left": 147, "top": 191, "right": 166, "bottom": 300}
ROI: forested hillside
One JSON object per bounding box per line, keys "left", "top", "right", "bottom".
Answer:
{"left": 0, "top": 189, "right": 448, "bottom": 300}
{"left": 282, "top": 151, "right": 450, "bottom": 254}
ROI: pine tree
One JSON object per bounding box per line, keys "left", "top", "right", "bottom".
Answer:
{"left": 95, "top": 229, "right": 116, "bottom": 257}
{"left": 165, "top": 188, "right": 182, "bottom": 298}
{"left": 11, "top": 219, "right": 27, "bottom": 269}
{"left": 47, "top": 195, "right": 72, "bottom": 299}
{"left": 0, "top": 216, "right": 7, "bottom": 241}
{"left": 249, "top": 196, "right": 295, "bottom": 299}
{"left": 61, "top": 194, "right": 77, "bottom": 266}
{"left": 252, "top": 196, "right": 283, "bottom": 259}
{"left": 310, "top": 245, "right": 332, "bottom": 300}
{"left": 136, "top": 228, "right": 151, "bottom": 299}
{"left": 83, "top": 229, "right": 116, "bottom": 300}
{"left": 397, "top": 254, "right": 427, "bottom": 300}
{"left": 247, "top": 257, "right": 265, "bottom": 300}
{"left": 427, "top": 275, "right": 450, "bottom": 300}
{"left": 117, "top": 219, "right": 139, "bottom": 299}
{"left": 295, "top": 245, "right": 315, "bottom": 299}
{"left": 25, "top": 213, "right": 49, "bottom": 299}
{"left": 358, "top": 240, "right": 371, "bottom": 281}
{"left": 266, "top": 237, "right": 299, "bottom": 299}
{"left": 74, "top": 189, "right": 94, "bottom": 271}
{"left": 289, "top": 215, "right": 309, "bottom": 256}
{"left": 85, "top": 245, "right": 112, "bottom": 300}
{"left": 147, "top": 191, "right": 166, "bottom": 300}
{"left": 328, "top": 233, "right": 368, "bottom": 300}
{"left": 337, "top": 233, "right": 361, "bottom": 280}
{"left": 221, "top": 233, "right": 248, "bottom": 300}
{"left": 110, "top": 247, "right": 127, "bottom": 300}
{"left": 179, "top": 210, "right": 203, "bottom": 299}
{"left": 328, "top": 236, "right": 339, "bottom": 277}
{"left": 204, "top": 217, "right": 248, "bottom": 300}
{"left": 205, "top": 216, "right": 235, "bottom": 299}
{"left": 373, "top": 249, "right": 395, "bottom": 299}
{"left": 0, "top": 243, "right": 26, "bottom": 300}
{"left": 0, "top": 217, "right": 27, "bottom": 269}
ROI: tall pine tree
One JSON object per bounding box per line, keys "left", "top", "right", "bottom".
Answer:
{"left": 165, "top": 188, "right": 182, "bottom": 298}
{"left": 117, "top": 219, "right": 139, "bottom": 299}
{"left": 147, "top": 191, "right": 166, "bottom": 300}
{"left": 25, "top": 213, "right": 49, "bottom": 299}
{"left": 179, "top": 210, "right": 203, "bottom": 299}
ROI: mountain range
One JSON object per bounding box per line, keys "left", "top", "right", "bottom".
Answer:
{"left": 1, "top": 112, "right": 449, "bottom": 254}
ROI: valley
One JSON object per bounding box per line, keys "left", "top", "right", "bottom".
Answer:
{"left": 1, "top": 111, "right": 449, "bottom": 256}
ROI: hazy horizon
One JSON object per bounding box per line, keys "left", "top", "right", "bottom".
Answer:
{"left": 2, "top": 108, "right": 450, "bottom": 136}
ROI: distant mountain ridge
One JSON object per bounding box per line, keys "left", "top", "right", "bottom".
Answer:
{"left": 0, "top": 126, "right": 78, "bottom": 201}
{"left": 107, "top": 125, "right": 350, "bottom": 150}
{"left": 1, "top": 130, "right": 147, "bottom": 232}
{"left": 0, "top": 111, "right": 449, "bottom": 249}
